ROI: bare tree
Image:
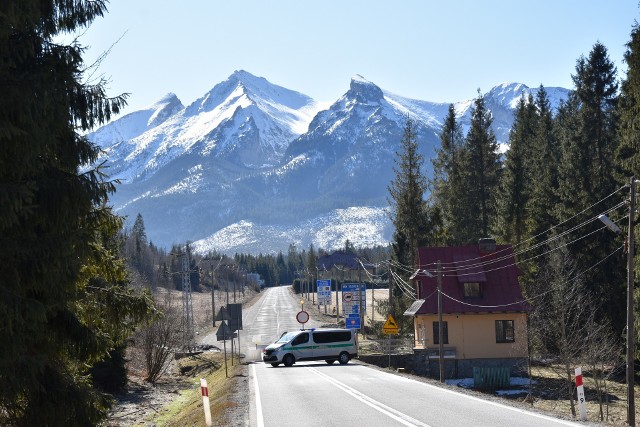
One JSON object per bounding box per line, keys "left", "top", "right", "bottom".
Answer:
{"left": 530, "top": 243, "right": 595, "bottom": 417}
{"left": 135, "top": 293, "right": 183, "bottom": 383}
{"left": 582, "top": 317, "right": 623, "bottom": 421}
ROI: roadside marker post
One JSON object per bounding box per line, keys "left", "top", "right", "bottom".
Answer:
{"left": 575, "top": 367, "right": 587, "bottom": 421}
{"left": 200, "top": 378, "right": 212, "bottom": 426}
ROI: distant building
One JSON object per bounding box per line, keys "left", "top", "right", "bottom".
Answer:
{"left": 405, "top": 239, "right": 529, "bottom": 378}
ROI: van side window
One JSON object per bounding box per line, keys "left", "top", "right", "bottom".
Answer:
{"left": 313, "top": 331, "right": 351, "bottom": 343}
{"left": 291, "top": 332, "right": 309, "bottom": 346}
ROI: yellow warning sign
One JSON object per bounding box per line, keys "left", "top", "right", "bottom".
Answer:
{"left": 383, "top": 314, "right": 399, "bottom": 335}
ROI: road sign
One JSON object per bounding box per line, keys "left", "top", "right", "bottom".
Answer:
{"left": 317, "top": 280, "right": 332, "bottom": 305}
{"left": 216, "top": 320, "right": 237, "bottom": 341}
{"left": 342, "top": 283, "right": 366, "bottom": 316}
{"left": 383, "top": 314, "right": 399, "bottom": 335}
{"left": 346, "top": 314, "right": 361, "bottom": 329}
{"left": 296, "top": 310, "right": 309, "bottom": 325}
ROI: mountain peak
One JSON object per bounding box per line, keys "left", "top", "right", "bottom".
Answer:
{"left": 152, "top": 92, "right": 180, "bottom": 106}
{"left": 347, "top": 74, "right": 384, "bottom": 103}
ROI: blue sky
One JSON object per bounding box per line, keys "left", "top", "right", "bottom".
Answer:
{"left": 75, "top": 1, "right": 638, "bottom": 115}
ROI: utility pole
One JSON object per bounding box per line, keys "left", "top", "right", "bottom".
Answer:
{"left": 388, "top": 261, "right": 393, "bottom": 316}
{"left": 210, "top": 261, "right": 216, "bottom": 327}
{"left": 627, "top": 177, "right": 636, "bottom": 427}
{"left": 438, "top": 260, "right": 444, "bottom": 383}
{"left": 181, "top": 249, "right": 194, "bottom": 349}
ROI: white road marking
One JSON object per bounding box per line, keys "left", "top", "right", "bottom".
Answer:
{"left": 251, "top": 364, "right": 264, "bottom": 427}
{"left": 402, "top": 375, "right": 582, "bottom": 426}
{"left": 308, "top": 366, "right": 431, "bottom": 427}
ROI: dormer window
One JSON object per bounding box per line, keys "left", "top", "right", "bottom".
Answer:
{"left": 463, "top": 282, "right": 481, "bottom": 298}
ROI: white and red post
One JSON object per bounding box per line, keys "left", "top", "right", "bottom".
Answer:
{"left": 575, "top": 367, "right": 587, "bottom": 421}
{"left": 201, "top": 378, "right": 212, "bottom": 426}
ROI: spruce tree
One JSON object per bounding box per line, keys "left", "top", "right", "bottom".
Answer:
{"left": 388, "top": 117, "right": 428, "bottom": 269}
{"left": 430, "top": 104, "right": 466, "bottom": 245}
{"left": 555, "top": 43, "right": 624, "bottom": 333}
{"left": 459, "top": 92, "right": 502, "bottom": 242}
{"left": 616, "top": 23, "right": 640, "bottom": 181}
{"left": 0, "top": 2, "right": 153, "bottom": 425}
{"left": 528, "top": 86, "right": 560, "bottom": 242}
{"left": 494, "top": 95, "right": 536, "bottom": 244}
{"left": 615, "top": 22, "right": 640, "bottom": 355}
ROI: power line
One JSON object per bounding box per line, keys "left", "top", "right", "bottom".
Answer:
{"left": 438, "top": 245, "right": 623, "bottom": 309}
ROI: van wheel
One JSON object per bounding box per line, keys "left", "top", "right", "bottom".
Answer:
{"left": 270, "top": 363, "right": 280, "bottom": 367}
{"left": 283, "top": 354, "right": 295, "bottom": 367}
{"left": 325, "top": 360, "right": 335, "bottom": 364}
{"left": 338, "top": 352, "right": 350, "bottom": 365}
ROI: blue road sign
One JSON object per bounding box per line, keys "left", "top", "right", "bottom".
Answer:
{"left": 345, "top": 314, "right": 361, "bottom": 329}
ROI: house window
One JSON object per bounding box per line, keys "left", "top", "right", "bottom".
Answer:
{"left": 433, "top": 321, "right": 448, "bottom": 344}
{"left": 463, "top": 282, "right": 481, "bottom": 298}
{"left": 496, "top": 320, "right": 515, "bottom": 343}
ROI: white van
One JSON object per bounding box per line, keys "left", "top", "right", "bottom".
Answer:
{"left": 262, "top": 328, "right": 357, "bottom": 367}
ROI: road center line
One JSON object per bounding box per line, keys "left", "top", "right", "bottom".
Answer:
{"left": 308, "top": 367, "right": 431, "bottom": 427}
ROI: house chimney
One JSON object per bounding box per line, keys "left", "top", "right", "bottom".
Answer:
{"left": 479, "top": 238, "right": 496, "bottom": 253}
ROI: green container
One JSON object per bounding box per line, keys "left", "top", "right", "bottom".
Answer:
{"left": 473, "top": 367, "right": 510, "bottom": 389}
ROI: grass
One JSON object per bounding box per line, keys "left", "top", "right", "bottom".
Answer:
{"left": 503, "top": 363, "right": 633, "bottom": 426}
{"left": 134, "top": 352, "right": 243, "bottom": 427}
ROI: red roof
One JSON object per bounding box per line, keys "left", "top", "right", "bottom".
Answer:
{"left": 412, "top": 244, "right": 528, "bottom": 314}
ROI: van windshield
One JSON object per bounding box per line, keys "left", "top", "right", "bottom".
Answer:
{"left": 276, "top": 332, "right": 297, "bottom": 344}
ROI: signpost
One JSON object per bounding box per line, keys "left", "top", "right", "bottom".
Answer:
{"left": 342, "top": 283, "right": 366, "bottom": 316}
{"left": 317, "top": 280, "right": 332, "bottom": 309}
{"left": 296, "top": 310, "right": 309, "bottom": 329}
{"left": 383, "top": 314, "right": 399, "bottom": 368}
{"left": 346, "top": 314, "right": 361, "bottom": 329}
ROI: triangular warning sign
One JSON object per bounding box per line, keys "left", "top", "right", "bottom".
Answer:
{"left": 215, "top": 306, "right": 229, "bottom": 321}
{"left": 383, "top": 315, "right": 398, "bottom": 329}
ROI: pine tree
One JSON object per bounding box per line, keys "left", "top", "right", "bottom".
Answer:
{"left": 494, "top": 95, "right": 537, "bottom": 244}
{"left": 555, "top": 42, "right": 625, "bottom": 333}
{"left": 388, "top": 117, "right": 429, "bottom": 269}
{"left": 460, "top": 92, "right": 502, "bottom": 242}
{"left": 0, "top": 2, "right": 153, "bottom": 424}
{"left": 615, "top": 22, "right": 640, "bottom": 356}
{"left": 430, "top": 104, "right": 466, "bottom": 244}
{"left": 616, "top": 23, "right": 640, "bottom": 181}
{"left": 528, "top": 86, "right": 560, "bottom": 242}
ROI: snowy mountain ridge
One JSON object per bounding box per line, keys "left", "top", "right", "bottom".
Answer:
{"left": 89, "top": 71, "right": 570, "bottom": 255}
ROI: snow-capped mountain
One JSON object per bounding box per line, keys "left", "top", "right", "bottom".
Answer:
{"left": 90, "top": 70, "right": 323, "bottom": 182}
{"left": 89, "top": 71, "right": 569, "bottom": 255}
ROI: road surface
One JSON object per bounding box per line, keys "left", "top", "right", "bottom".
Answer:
{"left": 244, "top": 287, "right": 588, "bottom": 427}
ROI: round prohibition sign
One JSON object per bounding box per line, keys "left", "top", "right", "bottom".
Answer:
{"left": 296, "top": 310, "right": 309, "bottom": 324}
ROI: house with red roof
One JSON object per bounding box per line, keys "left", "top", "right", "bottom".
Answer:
{"left": 405, "top": 239, "right": 529, "bottom": 378}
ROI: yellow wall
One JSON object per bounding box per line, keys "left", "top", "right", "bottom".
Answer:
{"left": 413, "top": 313, "right": 528, "bottom": 359}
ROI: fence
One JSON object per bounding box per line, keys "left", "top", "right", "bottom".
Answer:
{"left": 358, "top": 336, "right": 414, "bottom": 355}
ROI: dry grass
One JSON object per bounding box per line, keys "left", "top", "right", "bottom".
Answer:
{"left": 106, "top": 287, "right": 257, "bottom": 426}
{"left": 502, "top": 363, "right": 634, "bottom": 426}
{"left": 151, "top": 353, "right": 244, "bottom": 427}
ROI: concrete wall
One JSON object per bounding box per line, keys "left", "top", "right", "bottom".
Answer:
{"left": 358, "top": 353, "right": 528, "bottom": 379}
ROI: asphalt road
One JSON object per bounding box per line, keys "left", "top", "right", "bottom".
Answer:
{"left": 244, "top": 287, "right": 590, "bottom": 427}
